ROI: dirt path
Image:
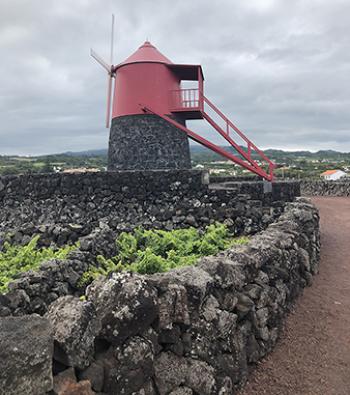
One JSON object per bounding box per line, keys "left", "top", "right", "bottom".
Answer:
{"left": 238, "top": 197, "right": 350, "bottom": 395}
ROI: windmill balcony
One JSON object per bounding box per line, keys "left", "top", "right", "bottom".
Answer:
{"left": 169, "top": 88, "right": 204, "bottom": 120}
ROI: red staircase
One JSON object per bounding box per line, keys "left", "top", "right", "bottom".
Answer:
{"left": 143, "top": 88, "right": 275, "bottom": 181}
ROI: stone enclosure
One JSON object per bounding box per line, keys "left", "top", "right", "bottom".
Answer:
{"left": 301, "top": 180, "right": 350, "bottom": 196}
{"left": 0, "top": 171, "right": 320, "bottom": 395}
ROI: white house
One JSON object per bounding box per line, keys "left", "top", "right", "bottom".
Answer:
{"left": 320, "top": 169, "right": 347, "bottom": 181}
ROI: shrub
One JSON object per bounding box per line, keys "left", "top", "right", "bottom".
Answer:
{"left": 0, "top": 236, "right": 78, "bottom": 293}
{"left": 79, "top": 223, "right": 249, "bottom": 286}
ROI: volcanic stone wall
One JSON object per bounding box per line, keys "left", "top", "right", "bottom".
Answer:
{"left": 0, "top": 170, "right": 202, "bottom": 231}
{"left": 0, "top": 171, "right": 299, "bottom": 238}
{"left": 210, "top": 180, "right": 300, "bottom": 203}
{"left": 0, "top": 171, "right": 300, "bottom": 318}
{"left": 0, "top": 198, "right": 320, "bottom": 395}
{"left": 301, "top": 180, "right": 350, "bottom": 196}
{"left": 210, "top": 175, "right": 262, "bottom": 183}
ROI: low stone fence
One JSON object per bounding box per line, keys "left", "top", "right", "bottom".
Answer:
{"left": 0, "top": 171, "right": 299, "bottom": 253}
{"left": 0, "top": 172, "right": 301, "bottom": 317}
{"left": 0, "top": 225, "right": 116, "bottom": 316}
{"left": 210, "top": 180, "right": 300, "bottom": 204}
{"left": 0, "top": 170, "right": 204, "bottom": 231}
{"left": 209, "top": 175, "right": 262, "bottom": 183}
{"left": 0, "top": 172, "right": 300, "bottom": 236}
{"left": 301, "top": 180, "right": 350, "bottom": 196}
{"left": 0, "top": 198, "right": 320, "bottom": 395}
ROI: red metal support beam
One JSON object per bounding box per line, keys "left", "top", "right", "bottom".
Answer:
{"left": 142, "top": 105, "right": 274, "bottom": 181}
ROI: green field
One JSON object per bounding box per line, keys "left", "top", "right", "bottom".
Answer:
{"left": 0, "top": 147, "right": 349, "bottom": 179}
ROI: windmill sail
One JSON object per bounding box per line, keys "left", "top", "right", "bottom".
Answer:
{"left": 91, "top": 14, "right": 116, "bottom": 128}
{"left": 106, "top": 74, "right": 113, "bottom": 128}
{"left": 90, "top": 49, "right": 111, "bottom": 73}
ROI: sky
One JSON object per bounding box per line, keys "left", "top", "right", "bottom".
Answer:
{"left": 0, "top": 0, "right": 350, "bottom": 155}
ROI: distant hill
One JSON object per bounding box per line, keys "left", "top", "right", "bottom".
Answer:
{"left": 59, "top": 149, "right": 108, "bottom": 157}
{"left": 189, "top": 146, "right": 350, "bottom": 162}
{"left": 2, "top": 146, "right": 350, "bottom": 163}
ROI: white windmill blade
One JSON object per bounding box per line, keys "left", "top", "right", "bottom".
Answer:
{"left": 90, "top": 49, "right": 112, "bottom": 73}
{"left": 110, "top": 14, "right": 115, "bottom": 64}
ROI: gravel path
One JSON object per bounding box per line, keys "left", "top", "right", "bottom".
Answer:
{"left": 238, "top": 197, "right": 350, "bottom": 395}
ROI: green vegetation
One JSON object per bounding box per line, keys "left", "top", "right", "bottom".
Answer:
{"left": 0, "top": 152, "right": 107, "bottom": 175}
{"left": 0, "top": 224, "right": 248, "bottom": 293}
{"left": 79, "top": 224, "right": 249, "bottom": 286}
{"left": 0, "top": 236, "right": 78, "bottom": 293}
{"left": 191, "top": 146, "right": 350, "bottom": 179}
{"left": 1, "top": 147, "right": 350, "bottom": 178}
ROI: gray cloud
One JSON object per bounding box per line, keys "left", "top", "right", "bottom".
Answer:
{"left": 0, "top": 0, "right": 349, "bottom": 154}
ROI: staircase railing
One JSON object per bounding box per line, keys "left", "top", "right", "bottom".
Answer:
{"left": 201, "top": 95, "right": 275, "bottom": 180}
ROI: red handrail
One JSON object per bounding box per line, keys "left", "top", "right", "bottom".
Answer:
{"left": 169, "top": 88, "right": 200, "bottom": 110}
{"left": 202, "top": 95, "right": 274, "bottom": 167}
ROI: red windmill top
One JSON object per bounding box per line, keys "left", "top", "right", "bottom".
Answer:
{"left": 111, "top": 40, "right": 204, "bottom": 121}
{"left": 116, "top": 41, "right": 172, "bottom": 68}
{"left": 92, "top": 31, "right": 275, "bottom": 181}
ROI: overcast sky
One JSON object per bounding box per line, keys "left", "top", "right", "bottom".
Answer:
{"left": 1, "top": 0, "right": 349, "bottom": 155}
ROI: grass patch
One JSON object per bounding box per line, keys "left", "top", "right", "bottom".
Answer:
{"left": 0, "top": 236, "right": 79, "bottom": 293}
{"left": 79, "top": 223, "right": 249, "bottom": 286}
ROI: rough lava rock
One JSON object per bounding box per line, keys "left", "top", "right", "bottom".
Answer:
{"left": 86, "top": 272, "right": 158, "bottom": 345}
{"left": 301, "top": 180, "right": 350, "bottom": 196}
{"left": 53, "top": 367, "right": 95, "bottom": 395}
{"left": 153, "top": 352, "right": 216, "bottom": 395}
{"left": 103, "top": 336, "right": 155, "bottom": 394}
{"left": 0, "top": 315, "right": 53, "bottom": 395}
{"left": 45, "top": 295, "right": 101, "bottom": 370}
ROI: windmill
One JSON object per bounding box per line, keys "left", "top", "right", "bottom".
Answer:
{"left": 91, "top": 17, "right": 275, "bottom": 180}
{"left": 91, "top": 14, "right": 116, "bottom": 128}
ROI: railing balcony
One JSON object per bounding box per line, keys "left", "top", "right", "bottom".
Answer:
{"left": 169, "top": 88, "right": 203, "bottom": 112}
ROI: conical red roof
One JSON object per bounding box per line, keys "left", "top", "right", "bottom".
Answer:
{"left": 116, "top": 41, "right": 172, "bottom": 68}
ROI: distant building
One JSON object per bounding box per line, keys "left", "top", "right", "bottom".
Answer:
{"left": 53, "top": 166, "right": 62, "bottom": 173}
{"left": 209, "top": 168, "right": 227, "bottom": 175}
{"left": 320, "top": 169, "right": 346, "bottom": 181}
{"left": 62, "top": 168, "right": 101, "bottom": 174}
